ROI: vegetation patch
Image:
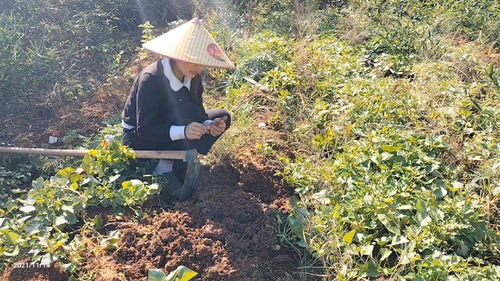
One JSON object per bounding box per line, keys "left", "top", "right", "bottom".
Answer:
{"left": 1, "top": 0, "right": 499, "bottom": 280}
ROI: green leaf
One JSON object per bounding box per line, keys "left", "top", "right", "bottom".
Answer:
{"left": 288, "top": 216, "right": 304, "bottom": 237}
{"left": 166, "top": 265, "right": 198, "bottom": 281}
{"left": 332, "top": 204, "right": 342, "bottom": 218}
{"left": 343, "top": 230, "right": 356, "bottom": 244}
{"left": 360, "top": 244, "right": 374, "bottom": 256}
{"left": 64, "top": 211, "right": 78, "bottom": 225}
{"left": 24, "top": 221, "right": 44, "bottom": 235}
{"left": 377, "top": 214, "right": 400, "bottom": 235}
{"left": 390, "top": 235, "right": 409, "bottom": 246}
{"left": 392, "top": 155, "right": 405, "bottom": 163}
{"left": 109, "top": 174, "right": 121, "bottom": 183}
{"left": 54, "top": 216, "right": 69, "bottom": 227}
{"left": 416, "top": 212, "right": 432, "bottom": 227}
{"left": 399, "top": 250, "right": 412, "bottom": 265}
{"left": 381, "top": 145, "right": 400, "bottom": 152}
{"left": 92, "top": 216, "right": 104, "bottom": 228}
{"left": 377, "top": 236, "right": 391, "bottom": 246}
{"left": 297, "top": 240, "right": 308, "bottom": 248}
{"left": 32, "top": 177, "right": 45, "bottom": 189}
{"left": 433, "top": 187, "right": 448, "bottom": 199}
{"left": 148, "top": 269, "right": 167, "bottom": 281}
{"left": 472, "top": 221, "right": 487, "bottom": 241}
{"left": 312, "top": 190, "right": 331, "bottom": 204}
{"left": 380, "top": 248, "right": 392, "bottom": 261}
{"left": 149, "top": 183, "right": 159, "bottom": 194}
{"left": 450, "top": 181, "right": 463, "bottom": 192}
{"left": 100, "top": 230, "right": 121, "bottom": 250}
{"left": 40, "top": 253, "right": 55, "bottom": 266}
{"left": 5, "top": 230, "right": 21, "bottom": 243}
{"left": 415, "top": 200, "right": 426, "bottom": 213}
{"left": 415, "top": 200, "right": 432, "bottom": 227}
{"left": 290, "top": 196, "right": 299, "bottom": 209}
{"left": 457, "top": 244, "right": 469, "bottom": 256}
{"left": 69, "top": 173, "right": 81, "bottom": 183}
{"left": 4, "top": 246, "right": 20, "bottom": 257}
{"left": 70, "top": 182, "right": 79, "bottom": 190}
{"left": 19, "top": 206, "right": 36, "bottom": 213}
{"left": 365, "top": 260, "right": 379, "bottom": 278}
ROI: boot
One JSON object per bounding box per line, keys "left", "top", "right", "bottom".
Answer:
{"left": 157, "top": 172, "right": 183, "bottom": 201}
{"left": 173, "top": 160, "right": 188, "bottom": 184}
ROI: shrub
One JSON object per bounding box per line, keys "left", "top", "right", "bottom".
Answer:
{"left": 283, "top": 128, "right": 499, "bottom": 280}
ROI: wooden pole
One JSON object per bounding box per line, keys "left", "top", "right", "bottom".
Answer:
{"left": 0, "top": 146, "right": 187, "bottom": 160}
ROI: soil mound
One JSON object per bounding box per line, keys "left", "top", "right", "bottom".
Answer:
{"left": 82, "top": 159, "right": 314, "bottom": 281}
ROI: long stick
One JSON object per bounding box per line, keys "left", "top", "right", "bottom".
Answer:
{"left": 0, "top": 146, "right": 187, "bottom": 160}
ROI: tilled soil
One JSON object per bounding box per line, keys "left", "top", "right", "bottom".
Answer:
{"left": 0, "top": 258, "right": 68, "bottom": 281}
{"left": 1, "top": 158, "right": 312, "bottom": 281}
{"left": 1, "top": 156, "right": 316, "bottom": 281}
{"left": 82, "top": 158, "right": 311, "bottom": 281}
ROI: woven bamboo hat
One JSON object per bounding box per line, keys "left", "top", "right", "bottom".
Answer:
{"left": 143, "top": 18, "right": 234, "bottom": 69}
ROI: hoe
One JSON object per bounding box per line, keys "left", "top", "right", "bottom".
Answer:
{"left": 0, "top": 146, "right": 200, "bottom": 195}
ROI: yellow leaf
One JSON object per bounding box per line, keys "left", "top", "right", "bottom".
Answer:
{"left": 166, "top": 266, "right": 198, "bottom": 281}
{"left": 343, "top": 230, "right": 356, "bottom": 244}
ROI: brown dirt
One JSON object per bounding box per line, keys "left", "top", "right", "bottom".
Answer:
{"left": 0, "top": 154, "right": 317, "bottom": 281}
{"left": 33, "top": 75, "right": 131, "bottom": 146}
{"left": 0, "top": 258, "right": 68, "bottom": 281}
{"left": 0, "top": 60, "right": 151, "bottom": 148}
{"left": 0, "top": 79, "right": 125, "bottom": 147}
{"left": 79, "top": 155, "right": 318, "bottom": 281}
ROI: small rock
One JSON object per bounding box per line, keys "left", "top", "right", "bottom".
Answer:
{"left": 272, "top": 254, "right": 294, "bottom": 264}
{"left": 49, "top": 136, "right": 58, "bottom": 144}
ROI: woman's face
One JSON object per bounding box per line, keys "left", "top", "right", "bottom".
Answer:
{"left": 175, "top": 60, "right": 204, "bottom": 78}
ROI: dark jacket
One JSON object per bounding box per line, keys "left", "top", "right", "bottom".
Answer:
{"left": 121, "top": 60, "right": 209, "bottom": 149}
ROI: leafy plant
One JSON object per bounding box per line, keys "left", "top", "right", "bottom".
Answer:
{"left": 213, "top": 3, "right": 500, "bottom": 279}
{"left": 284, "top": 129, "right": 499, "bottom": 280}
{"left": 0, "top": 139, "right": 159, "bottom": 273}
{"left": 148, "top": 266, "right": 198, "bottom": 281}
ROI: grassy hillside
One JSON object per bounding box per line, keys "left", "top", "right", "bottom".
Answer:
{"left": 0, "top": 0, "right": 499, "bottom": 280}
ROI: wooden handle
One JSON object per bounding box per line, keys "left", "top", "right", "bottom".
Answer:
{"left": 0, "top": 146, "right": 187, "bottom": 160}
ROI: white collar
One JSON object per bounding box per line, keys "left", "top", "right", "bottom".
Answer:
{"left": 161, "top": 58, "right": 191, "bottom": 91}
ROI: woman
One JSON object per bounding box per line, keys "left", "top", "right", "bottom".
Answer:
{"left": 121, "top": 18, "right": 234, "bottom": 201}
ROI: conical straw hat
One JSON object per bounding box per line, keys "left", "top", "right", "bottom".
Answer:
{"left": 143, "top": 18, "right": 234, "bottom": 69}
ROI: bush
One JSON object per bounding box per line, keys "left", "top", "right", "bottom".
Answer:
{"left": 283, "top": 128, "right": 499, "bottom": 280}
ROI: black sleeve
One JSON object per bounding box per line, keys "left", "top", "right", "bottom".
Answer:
{"left": 193, "top": 76, "right": 209, "bottom": 121}
{"left": 135, "top": 73, "right": 173, "bottom": 142}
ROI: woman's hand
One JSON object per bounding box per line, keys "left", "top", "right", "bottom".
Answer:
{"left": 209, "top": 116, "right": 227, "bottom": 137}
{"left": 185, "top": 122, "right": 209, "bottom": 140}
